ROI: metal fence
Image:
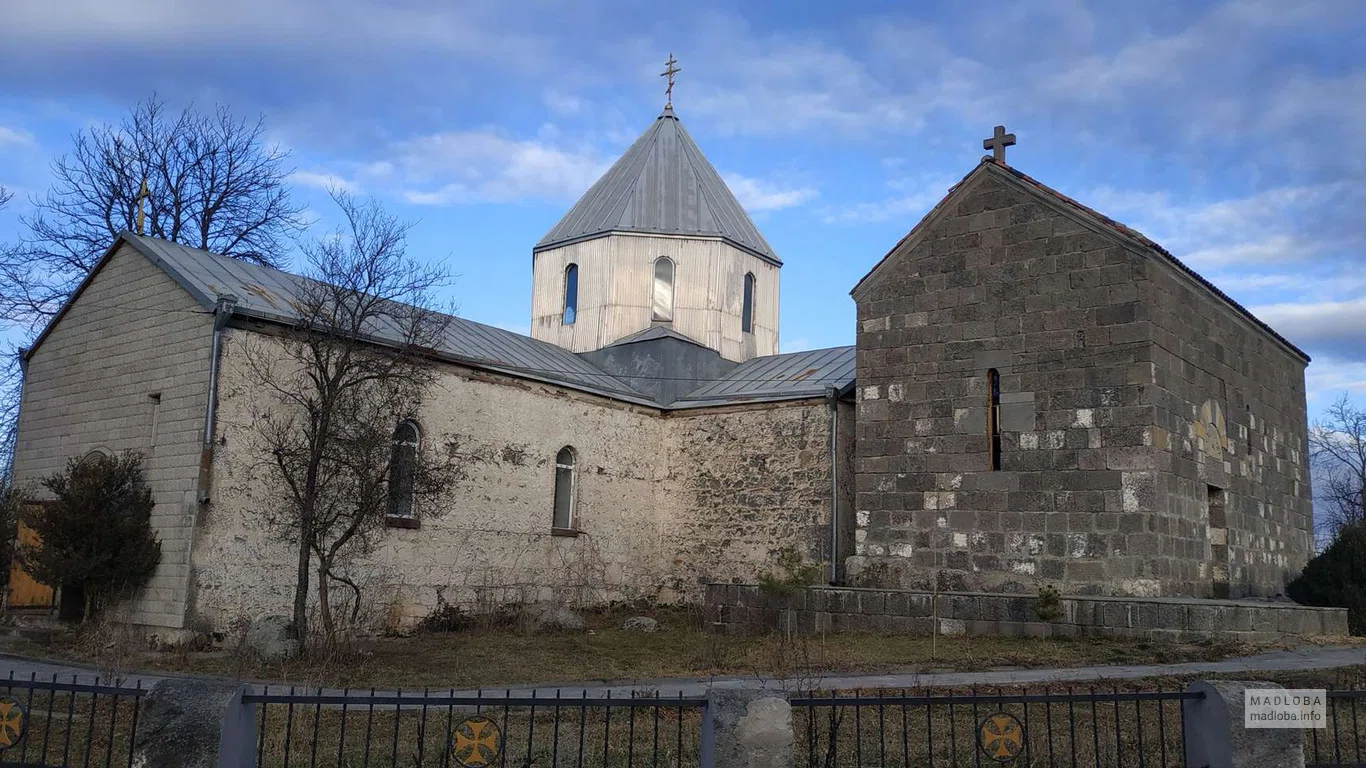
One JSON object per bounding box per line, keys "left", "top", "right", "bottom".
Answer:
{"left": 1308, "top": 689, "right": 1366, "bottom": 768}
{"left": 791, "top": 686, "right": 1202, "bottom": 767}
{"left": 242, "top": 687, "right": 709, "bottom": 768}
{"left": 0, "top": 674, "right": 145, "bottom": 767}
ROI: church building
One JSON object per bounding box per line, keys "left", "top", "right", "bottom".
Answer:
{"left": 9, "top": 100, "right": 1315, "bottom": 636}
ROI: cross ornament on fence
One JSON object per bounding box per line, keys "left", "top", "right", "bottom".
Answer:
{"left": 983, "top": 125, "right": 1016, "bottom": 164}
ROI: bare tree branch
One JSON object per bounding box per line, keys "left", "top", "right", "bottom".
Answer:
{"left": 0, "top": 95, "right": 305, "bottom": 330}
{"left": 241, "top": 189, "right": 458, "bottom": 646}
{"left": 1309, "top": 393, "right": 1366, "bottom": 538}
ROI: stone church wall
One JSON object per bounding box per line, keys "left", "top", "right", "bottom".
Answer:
{"left": 1142, "top": 260, "right": 1313, "bottom": 598}
{"left": 190, "top": 329, "right": 836, "bottom": 632}
{"left": 11, "top": 243, "right": 215, "bottom": 629}
{"left": 850, "top": 169, "right": 1309, "bottom": 599}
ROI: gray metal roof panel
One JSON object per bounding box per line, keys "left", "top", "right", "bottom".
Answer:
{"left": 120, "top": 234, "right": 648, "bottom": 401}
{"left": 536, "top": 108, "right": 781, "bottom": 264}
{"left": 605, "top": 326, "right": 710, "bottom": 349}
{"left": 672, "top": 345, "right": 856, "bottom": 406}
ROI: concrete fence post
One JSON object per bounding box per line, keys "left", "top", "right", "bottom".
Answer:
{"left": 131, "top": 679, "right": 256, "bottom": 768}
{"left": 702, "top": 687, "right": 793, "bottom": 768}
{"left": 1183, "top": 680, "right": 1303, "bottom": 768}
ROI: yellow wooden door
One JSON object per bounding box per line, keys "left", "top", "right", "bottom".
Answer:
{"left": 7, "top": 519, "right": 54, "bottom": 608}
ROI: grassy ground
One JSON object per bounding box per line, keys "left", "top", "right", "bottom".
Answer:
{"left": 5, "top": 607, "right": 1265, "bottom": 690}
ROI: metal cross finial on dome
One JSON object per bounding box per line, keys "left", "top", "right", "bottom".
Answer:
{"left": 660, "top": 53, "right": 681, "bottom": 110}
{"left": 983, "top": 125, "right": 1016, "bottom": 164}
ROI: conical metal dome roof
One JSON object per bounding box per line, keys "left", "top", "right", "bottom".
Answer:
{"left": 535, "top": 107, "right": 780, "bottom": 265}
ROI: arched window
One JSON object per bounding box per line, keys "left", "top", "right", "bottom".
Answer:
{"left": 563, "top": 263, "right": 578, "bottom": 325}
{"left": 986, "top": 369, "right": 1002, "bottom": 471}
{"left": 652, "top": 257, "right": 674, "bottom": 323}
{"left": 387, "top": 420, "right": 420, "bottom": 519}
{"left": 552, "top": 446, "right": 576, "bottom": 530}
{"left": 742, "top": 272, "right": 756, "bottom": 334}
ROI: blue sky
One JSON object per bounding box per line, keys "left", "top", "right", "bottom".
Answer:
{"left": 1, "top": 0, "right": 1364, "bottom": 416}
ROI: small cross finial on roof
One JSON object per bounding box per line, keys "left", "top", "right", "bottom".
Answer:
{"left": 135, "top": 178, "right": 150, "bottom": 235}
{"left": 983, "top": 124, "right": 1016, "bottom": 164}
{"left": 660, "top": 53, "right": 681, "bottom": 110}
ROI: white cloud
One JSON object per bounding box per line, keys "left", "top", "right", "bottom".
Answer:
{"left": 822, "top": 174, "right": 958, "bottom": 224}
{"left": 1252, "top": 298, "right": 1366, "bottom": 359}
{"left": 722, "top": 173, "right": 817, "bottom": 212}
{"left": 290, "top": 170, "right": 360, "bottom": 194}
{"left": 543, "top": 91, "right": 583, "bottom": 116}
{"left": 0, "top": 126, "right": 34, "bottom": 147}
{"left": 392, "top": 131, "right": 607, "bottom": 205}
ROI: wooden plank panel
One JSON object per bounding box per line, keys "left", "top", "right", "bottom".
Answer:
{"left": 7, "top": 517, "right": 54, "bottom": 608}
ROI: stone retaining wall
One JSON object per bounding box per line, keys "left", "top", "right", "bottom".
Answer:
{"left": 705, "top": 584, "right": 1348, "bottom": 643}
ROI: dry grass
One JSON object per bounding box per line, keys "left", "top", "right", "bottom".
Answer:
{"left": 8, "top": 607, "right": 1259, "bottom": 691}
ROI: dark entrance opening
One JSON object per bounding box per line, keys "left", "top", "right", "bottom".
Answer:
{"left": 58, "top": 582, "right": 86, "bottom": 621}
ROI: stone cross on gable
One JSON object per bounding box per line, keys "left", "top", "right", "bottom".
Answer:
{"left": 983, "top": 125, "right": 1016, "bottom": 164}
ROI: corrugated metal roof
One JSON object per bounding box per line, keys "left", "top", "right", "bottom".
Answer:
{"left": 122, "top": 235, "right": 651, "bottom": 402}
{"left": 34, "top": 233, "right": 847, "bottom": 410}
{"left": 535, "top": 107, "right": 781, "bottom": 265}
{"left": 605, "top": 325, "right": 710, "bottom": 349}
{"left": 671, "top": 345, "right": 856, "bottom": 407}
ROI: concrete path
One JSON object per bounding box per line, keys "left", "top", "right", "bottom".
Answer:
{"left": 2, "top": 644, "right": 1362, "bottom": 699}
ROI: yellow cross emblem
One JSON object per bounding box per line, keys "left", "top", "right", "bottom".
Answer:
{"left": 0, "top": 697, "right": 27, "bottom": 749}
{"left": 979, "top": 711, "right": 1025, "bottom": 762}
{"left": 452, "top": 714, "right": 502, "bottom": 767}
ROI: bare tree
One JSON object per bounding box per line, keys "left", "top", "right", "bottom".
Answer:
{"left": 242, "top": 190, "right": 457, "bottom": 645}
{"left": 0, "top": 187, "right": 18, "bottom": 480}
{"left": 0, "top": 95, "right": 304, "bottom": 327}
{"left": 1309, "top": 393, "right": 1366, "bottom": 536}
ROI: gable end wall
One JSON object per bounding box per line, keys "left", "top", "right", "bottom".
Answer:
{"left": 12, "top": 243, "right": 215, "bottom": 629}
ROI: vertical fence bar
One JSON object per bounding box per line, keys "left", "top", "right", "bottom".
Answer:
{"left": 1021, "top": 686, "right": 1031, "bottom": 768}
{"left": 972, "top": 687, "right": 983, "bottom": 768}
{"left": 1090, "top": 686, "right": 1101, "bottom": 768}
{"left": 1112, "top": 685, "right": 1124, "bottom": 768}
{"left": 926, "top": 689, "right": 935, "bottom": 768}
{"left": 1333, "top": 694, "right": 1344, "bottom": 767}
{"left": 311, "top": 688, "right": 323, "bottom": 768}
{"left": 1066, "top": 686, "right": 1077, "bottom": 768}
{"left": 256, "top": 686, "right": 269, "bottom": 768}
{"left": 900, "top": 691, "right": 909, "bottom": 768}
{"left": 500, "top": 690, "right": 511, "bottom": 768}
{"left": 1157, "top": 687, "right": 1169, "bottom": 768}
{"left": 552, "top": 689, "right": 562, "bottom": 768}
{"left": 126, "top": 681, "right": 141, "bottom": 768}
{"left": 1136, "top": 692, "right": 1147, "bottom": 768}
{"left": 18, "top": 672, "right": 35, "bottom": 764}
{"left": 528, "top": 690, "right": 539, "bottom": 766}
{"left": 80, "top": 677, "right": 99, "bottom": 768}
{"left": 390, "top": 689, "right": 403, "bottom": 768}
{"left": 601, "top": 691, "right": 612, "bottom": 766}
{"left": 579, "top": 691, "right": 589, "bottom": 768}
{"left": 284, "top": 685, "right": 297, "bottom": 768}
{"left": 627, "top": 691, "right": 636, "bottom": 767}
{"left": 1044, "top": 687, "right": 1055, "bottom": 768}
{"left": 337, "top": 688, "right": 351, "bottom": 767}
{"left": 60, "top": 674, "right": 77, "bottom": 767}
{"left": 362, "top": 688, "right": 376, "bottom": 767}
{"left": 418, "top": 689, "right": 431, "bottom": 767}
{"left": 104, "top": 688, "right": 120, "bottom": 768}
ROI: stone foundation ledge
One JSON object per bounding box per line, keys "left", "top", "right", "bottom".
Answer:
{"left": 704, "top": 584, "right": 1350, "bottom": 642}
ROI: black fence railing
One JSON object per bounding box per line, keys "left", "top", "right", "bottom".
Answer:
{"left": 242, "top": 687, "right": 710, "bottom": 768}
{"left": 0, "top": 673, "right": 145, "bottom": 767}
{"left": 791, "top": 686, "right": 1202, "bottom": 768}
{"left": 1308, "top": 689, "right": 1366, "bottom": 768}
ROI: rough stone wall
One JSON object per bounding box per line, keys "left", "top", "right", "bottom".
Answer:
{"left": 191, "top": 330, "right": 837, "bottom": 631}
{"left": 706, "top": 584, "right": 1350, "bottom": 642}
{"left": 1142, "top": 261, "right": 1313, "bottom": 597}
{"left": 850, "top": 170, "right": 1159, "bottom": 596}
{"left": 850, "top": 166, "right": 1312, "bottom": 599}
{"left": 12, "top": 243, "right": 214, "bottom": 628}
{"left": 661, "top": 401, "right": 836, "bottom": 592}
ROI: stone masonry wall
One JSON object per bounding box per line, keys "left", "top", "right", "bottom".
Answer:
{"left": 706, "top": 584, "right": 1349, "bottom": 643}
{"left": 191, "top": 329, "right": 836, "bottom": 631}
{"left": 661, "top": 401, "right": 836, "bottom": 592}
{"left": 1142, "top": 260, "right": 1314, "bottom": 598}
{"left": 852, "top": 169, "right": 1164, "bottom": 596}
{"left": 12, "top": 243, "right": 215, "bottom": 629}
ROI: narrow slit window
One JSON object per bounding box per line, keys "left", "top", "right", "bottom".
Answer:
{"left": 563, "top": 264, "right": 578, "bottom": 325}
{"left": 388, "top": 420, "right": 420, "bottom": 519}
{"left": 652, "top": 257, "right": 674, "bottom": 322}
{"left": 987, "top": 369, "right": 1002, "bottom": 471}
{"left": 553, "top": 446, "right": 576, "bottom": 530}
{"left": 742, "top": 273, "right": 755, "bottom": 334}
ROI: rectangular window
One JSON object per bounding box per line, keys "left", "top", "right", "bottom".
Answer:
{"left": 987, "top": 369, "right": 1002, "bottom": 471}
